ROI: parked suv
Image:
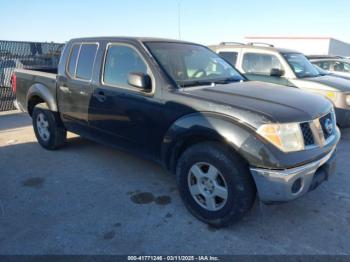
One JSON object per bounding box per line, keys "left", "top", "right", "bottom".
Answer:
{"left": 14, "top": 37, "right": 339, "bottom": 227}
{"left": 210, "top": 42, "right": 350, "bottom": 127}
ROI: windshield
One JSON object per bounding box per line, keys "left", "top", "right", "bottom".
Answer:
{"left": 145, "top": 42, "right": 245, "bottom": 87}
{"left": 283, "top": 53, "right": 321, "bottom": 78}
{"left": 313, "top": 64, "right": 329, "bottom": 75}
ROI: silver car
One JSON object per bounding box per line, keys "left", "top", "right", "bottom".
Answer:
{"left": 210, "top": 42, "right": 350, "bottom": 127}
{"left": 310, "top": 58, "right": 350, "bottom": 78}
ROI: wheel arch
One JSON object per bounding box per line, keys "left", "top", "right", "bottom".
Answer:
{"left": 161, "top": 112, "right": 278, "bottom": 174}
{"left": 26, "top": 83, "right": 57, "bottom": 116}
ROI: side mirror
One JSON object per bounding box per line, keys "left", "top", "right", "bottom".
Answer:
{"left": 128, "top": 72, "right": 152, "bottom": 91}
{"left": 270, "top": 68, "right": 284, "bottom": 77}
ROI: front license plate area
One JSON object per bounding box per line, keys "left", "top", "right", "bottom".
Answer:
{"left": 309, "top": 153, "right": 336, "bottom": 191}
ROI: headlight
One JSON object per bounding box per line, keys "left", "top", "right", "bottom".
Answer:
{"left": 346, "top": 95, "right": 350, "bottom": 106}
{"left": 257, "top": 123, "right": 304, "bottom": 152}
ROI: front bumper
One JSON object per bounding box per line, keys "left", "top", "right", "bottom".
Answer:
{"left": 250, "top": 147, "right": 337, "bottom": 203}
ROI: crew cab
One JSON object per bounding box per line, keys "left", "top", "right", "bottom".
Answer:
{"left": 13, "top": 37, "right": 340, "bottom": 227}
{"left": 211, "top": 42, "right": 350, "bottom": 127}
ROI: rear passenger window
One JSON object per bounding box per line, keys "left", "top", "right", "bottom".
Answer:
{"left": 103, "top": 45, "right": 147, "bottom": 88}
{"left": 67, "top": 45, "right": 80, "bottom": 76}
{"left": 76, "top": 44, "right": 98, "bottom": 80}
{"left": 218, "top": 52, "right": 238, "bottom": 66}
{"left": 242, "top": 53, "right": 282, "bottom": 75}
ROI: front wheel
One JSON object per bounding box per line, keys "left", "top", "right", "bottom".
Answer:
{"left": 32, "top": 103, "right": 67, "bottom": 150}
{"left": 176, "top": 142, "right": 256, "bottom": 227}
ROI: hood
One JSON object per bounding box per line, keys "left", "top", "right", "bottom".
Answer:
{"left": 180, "top": 81, "right": 332, "bottom": 124}
{"left": 301, "top": 75, "right": 350, "bottom": 92}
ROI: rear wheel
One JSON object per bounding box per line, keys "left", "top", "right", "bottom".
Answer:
{"left": 176, "top": 142, "right": 256, "bottom": 227}
{"left": 32, "top": 103, "right": 66, "bottom": 150}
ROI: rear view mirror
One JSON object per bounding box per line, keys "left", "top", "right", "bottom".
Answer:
{"left": 128, "top": 72, "right": 152, "bottom": 91}
{"left": 270, "top": 68, "right": 284, "bottom": 77}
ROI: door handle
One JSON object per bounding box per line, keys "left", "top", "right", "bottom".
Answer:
{"left": 59, "top": 86, "right": 71, "bottom": 94}
{"left": 93, "top": 91, "right": 106, "bottom": 102}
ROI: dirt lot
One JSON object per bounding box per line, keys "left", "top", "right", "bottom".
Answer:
{"left": 0, "top": 110, "right": 350, "bottom": 255}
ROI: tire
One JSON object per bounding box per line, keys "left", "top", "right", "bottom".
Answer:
{"left": 176, "top": 142, "right": 256, "bottom": 227}
{"left": 32, "top": 103, "right": 67, "bottom": 150}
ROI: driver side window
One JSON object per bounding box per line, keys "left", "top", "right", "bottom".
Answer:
{"left": 103, "top": 44, "right": 148, "bottom": 88}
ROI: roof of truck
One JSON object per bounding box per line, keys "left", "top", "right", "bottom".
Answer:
{"left": 69, "top": 36, "right": 195, "bottom": 44}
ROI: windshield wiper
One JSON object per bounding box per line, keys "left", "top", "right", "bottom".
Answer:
{"left": 212, "top": 77, "right": 243, "bottom": 84}
{"left": 180, "top": 80, "right": 213, "bottom": 87}
{"left": 180, "top": 77, "right": 243, "bottom": 87}
{"left": 299, "top": 74, "right": 321, "bottom": 79}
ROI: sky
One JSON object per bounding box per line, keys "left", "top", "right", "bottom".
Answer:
{"left": 1, "top": 0, "right": 350, "bottom": 45}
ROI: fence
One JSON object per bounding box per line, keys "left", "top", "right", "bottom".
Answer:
{"left": 0, "top": 40, "right": 64, "bottom": 111}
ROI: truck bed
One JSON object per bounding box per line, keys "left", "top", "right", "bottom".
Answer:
{"left": 15, "top": 68, "right": 57, "bottom": 113}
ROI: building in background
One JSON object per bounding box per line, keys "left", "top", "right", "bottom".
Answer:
{"left": 245, "top": 36, "right": 350, "bottom": 56}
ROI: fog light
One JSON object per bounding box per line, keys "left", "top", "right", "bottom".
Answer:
{"left": 291, "top": 178, "right": 302, "bottom": 194}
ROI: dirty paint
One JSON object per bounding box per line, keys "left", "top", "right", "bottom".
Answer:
{"left": 21, "top": 177, "right": 45, "bottom": 189}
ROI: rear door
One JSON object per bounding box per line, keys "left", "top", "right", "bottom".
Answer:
{"left": 57, "top": 42, "right": 98, "bottom": 128}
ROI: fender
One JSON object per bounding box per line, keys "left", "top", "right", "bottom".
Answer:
{"left": 161, "top": 112, "right": 280, "bottom": 173}
{"left": 26, "top": 83, "right": 58, "bottom": 112}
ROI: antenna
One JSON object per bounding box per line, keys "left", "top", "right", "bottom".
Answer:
{"left": 178, "top": 1, "right": 181, "bottom": 40}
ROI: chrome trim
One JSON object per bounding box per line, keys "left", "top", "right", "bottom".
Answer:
{"left": 250, "top": 146, "right": 337, "bottom": 202}
{"left": 301, "top": 108, "right": 336, "bottom": 149}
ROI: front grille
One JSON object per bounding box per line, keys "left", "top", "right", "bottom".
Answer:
{"left": 299, "top": 110, "right": 335, "bottom": 148}
{"left": 300, "top": 122, "right": 315, "bottom": 146}
{"left": 319, "top": 112, "right": 334, "bottom": 140}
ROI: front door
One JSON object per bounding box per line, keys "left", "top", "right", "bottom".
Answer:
{"left": 88, "top": 43, "right": 163, "bottom": 157}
